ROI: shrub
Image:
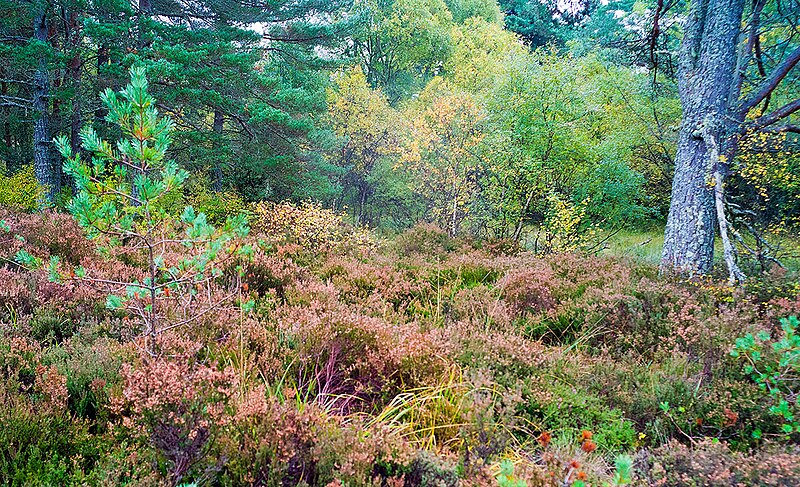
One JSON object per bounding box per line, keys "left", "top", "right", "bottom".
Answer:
{"left": 1, "top": 209, "right": 94, "bottom": 265}
{"left": 252, "top": 200, "right": 376, "bottom": 253}
{"left": 639, "top": 439, "right": 800, "bottom": 486}
{"left": 111, "top": 339, "right": 238, "bottom": 484}
{"left": 393, "top": 223, "right": 461, "bottom": 258}
{"left": 0, "top": 165, "right": 43, "bottom": 211}
{"left": 188, "top": 185, "right": 248, "bottom": 225}
{"left": 519, "top": 375, "right": 638, "bottom": 453}
{"left": 278, "top": 298, "right": 449, "bottom": 411}
{"left": 43, "top": 332, "right": 125, "bottom": 425}
{"left": 221, "top": 387, "right": 412, "bottom": 486}
{"left": 406, "top": 450, "right": 459, "bottom": 487}
{"left": 0, "top": 407, "right": 104, "bottom": 485}
{"left": 732, "top": 315, "right": 800, "bottom": 439}
{"left": 319, "top": 256, "right": 422, "bottom": 313}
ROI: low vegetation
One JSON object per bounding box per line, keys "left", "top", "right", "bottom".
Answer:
{"left": 2, "top": 196, "right": 800, "bottom": 484}
{"left": 1, "top": 0, "right": 799, "bottom": 485}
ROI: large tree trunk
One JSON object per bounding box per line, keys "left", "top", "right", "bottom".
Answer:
{"left": 67, "top": 11, "right": 82, "bottom": 155}
{"left": 661, "top": 0, "right": 745, "bottom": 276}
{"left": 33, "top": 4, "right": 58, "bottom": 204}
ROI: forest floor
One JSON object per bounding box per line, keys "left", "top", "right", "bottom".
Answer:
{"left": 1, "top": 210, "right": 800, "bottom": 486}
{"left": 601, "top": 229, "right": 800, "bottom": 272}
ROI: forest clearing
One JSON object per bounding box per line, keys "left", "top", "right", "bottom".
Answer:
{"left": 1, "top": 0, "right": 799, "bottom": 485}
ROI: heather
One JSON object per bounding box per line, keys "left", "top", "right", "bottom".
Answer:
{"left": 2, "top": 0, "right": 799, "bottom": 484}
{"left": 2, "top": 207, "right": 800, "bottom": 485}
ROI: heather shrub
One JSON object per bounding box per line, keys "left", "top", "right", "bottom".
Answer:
{"left": 570, "top": 353, "right": 773, "bottom": 450}
{"left": 638, "top": 439, "right": 800, "bottom": 486}
{"left": 278, "top": 299, "right": 449, "bottom": 411}
{"left": 393, "top": 223, "right": 461, "bottom": 258}
{"left": 499, "top": 260, "right": 558, "bottom": 317}
{"left": 446, "top": 318, "right": 545, "bottom": 377}
{"left": 0, "top": 336, "right": 70, "bottom": 411}
{"left": 0, "top": 268, "right": 35, "bottom": 320}
{"left": 3, "top": 177, "right": 800, "bottom": 487}
{"left": 319, "top": 256, "right": 422, "bottom": 313}
{"left": 1, "top": 209, "right": 94, "bottom": 265}
{"left": 406, "top": 450, "right": 459, "bottom": 487}
{"left": 447, "top": 284, "right": 511, "bottom": 327}
{"left": 0, "top": 406, "right": 104, "bottom": 485}
{"left": 219, "top": 388, "right": 332, "bottom": 485}
{"left": 29, "top": 308, "right": 79, "bottom": 344}
{"left": 220, "top": 387, "right": 412, "bottom": 486}
{"left": 111, "top": 340, "right": 238, "bottom": 484}
{"left": 43, "top": 332, "right": 125, "bottom": 424}
{"left": 236, "top": 241, "right": 304, "bottom": 301}
{"left": 498, "top": 254, "right": 635, "bottom": 344}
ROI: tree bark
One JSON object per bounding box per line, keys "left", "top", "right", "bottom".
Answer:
{"left": 94, "top": 44, "right": 109, "bottom": 127}
{"left": 212, "top": 108, "right": 224, "bottom": 191}
{"left": 357, "top": 180, "right": 368, "bottom": 226}
{"left": 661, "top": 0, "right": 745, "bottom": 276}
{"left": 512, "top": 190, "right": 534, "bottom": 242}
{"left": 67, "top": 11, "right": 82, "bottom": 155}
{"left": 33, "top": 3, "right": 58, "bottom": 204}
{"left": 1, "top": 78, "right": 11, "bottom": 151}
{"left": 699, "top": 120, "right": 745, "bottom": 284}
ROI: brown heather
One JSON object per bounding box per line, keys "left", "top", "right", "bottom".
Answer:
{"left": 1, "top": 213, "right": 800, "bottom": 485}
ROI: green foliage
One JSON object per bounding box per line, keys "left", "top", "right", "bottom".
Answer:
{"left": 612, "top": 454, "right": 634, "bottom": 485}
{"left": 351, "top": 0, "right": 454, "bottom": 100}
{"left": 0, "top": 409, "right": 102, "bottom": 486}
{"left": 0, "top": 165, "right": 43, "bottom": 211}
{"left": 326, "top": 67, "right": 405, "bottom": 224}
{"left": 732, "top": 316, "right": 800, "bottom": 438}
{"left": 538, "top": 193, "right": 597, "bottom": 254}
{"left": 496, "top": 459, "right": 525, "bottom": 487}
{"left": 520, "top": 379, "right": 639, "bottom": 453}
{"left": 445, "top": 0, "right": 503, "bottom": 24}
{"left": 496, "top": 0, "right": 584, "bottom": 47}
{"left": 53, "top": 67, "right": 250, "bottom": 352}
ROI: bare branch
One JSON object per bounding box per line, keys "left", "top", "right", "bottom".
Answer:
{"left": 733, "top": 0, "right": 767, "bottom": 99}
{"left": 760, "top": 123, "right": 800, "bottom": 134}
{"left": 749, "top": 98, "right": 800, "bottom": 130}
{"left": 739, "top": 45, "right": 800, "bottom": 115}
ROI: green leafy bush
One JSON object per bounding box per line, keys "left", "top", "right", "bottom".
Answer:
{"left": 0, "top": 165, "right": 43, "bottom": 211}
{"left": 732, "top": 315, "right": 800, "bottom": 438}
